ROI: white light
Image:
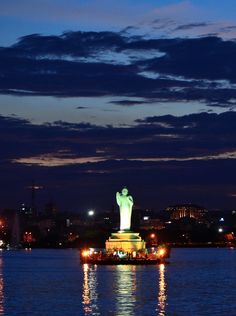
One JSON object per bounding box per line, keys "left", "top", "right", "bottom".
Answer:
{"left": 218, "top": 228, "right": 223, "bottom": 233}
{"left": 219, "top": 217, "right": 224, "bottom": 222}
{"left": 88, "top": 210, "right": 94, "bottom": 216}
{"left": 117, "top": 251, "right": 126, "bottom": 258}
{"left": 143, "top": 216, "right": 149, "bottom": 220}
{"left": 89, "top": 248, "right": 94, "bottom": 254}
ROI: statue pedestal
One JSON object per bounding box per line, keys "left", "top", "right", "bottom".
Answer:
{"left": 105, "top": 231, "right": 146, "bottom": 253}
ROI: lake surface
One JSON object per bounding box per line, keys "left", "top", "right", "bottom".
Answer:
{"left": 0, "top": 248, "right": 236, "bottom": 315}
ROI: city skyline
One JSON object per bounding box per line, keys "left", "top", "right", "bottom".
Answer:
{"left": 1, "top": 1, "right": 236, "bottom": 211}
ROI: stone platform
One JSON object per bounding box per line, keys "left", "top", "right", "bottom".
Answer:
{"left": 105, "top": 231, "right": 146, "bottom": 253}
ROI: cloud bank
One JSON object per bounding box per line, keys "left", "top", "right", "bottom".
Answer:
{"left": 1, "top": 112, "right": 236, "bottom": 210}
{"left": 0, "top": 32, "right": 236, "bottom": 109}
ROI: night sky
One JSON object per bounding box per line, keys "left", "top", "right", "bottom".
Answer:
{"left": 1, "top": 0, "right": 236, "bottom": 212}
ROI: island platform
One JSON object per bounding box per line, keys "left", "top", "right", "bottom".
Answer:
{"left": 80, "top": 245, "right": 170, "bottom": 265}
{"left": 80, "top": 187, "right": 171, "bottom": 265}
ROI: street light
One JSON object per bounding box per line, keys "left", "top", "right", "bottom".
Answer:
{"left": 88, "top": 210, "right": 94, "bottom": 216}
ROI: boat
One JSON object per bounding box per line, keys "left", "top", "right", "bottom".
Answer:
{"left": 80, "top": 245, "right": 170, "bottom": 265}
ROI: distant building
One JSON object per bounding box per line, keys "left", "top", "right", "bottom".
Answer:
{"left": 38, "top": 218, "right": 56, "bottom": 235}
{"left": 19, "top": 203, "right": 32, "bottom": 216}
{"left": 166, "top": 204, "right": 207, "bottom": 220}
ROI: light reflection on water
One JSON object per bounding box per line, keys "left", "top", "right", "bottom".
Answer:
{"left": 81, "top": 263, "right": 167, "bottom": 316}
{"left": 81, "top": 264, "right": 139, "bottom": 316}
{"left": 115, "top": 265, "right": 137, "bottom": 316}
{"left": 158, "top": 264, "right": 167, "bottom": 316}
{"left": 1, "top": 249, "right": 236, "bottom": 315}
{"left": 0, "top": 255, "right": 4, "bottom": 315}
{"left": 82, "top": 264, "right": 99, "bottom": 315}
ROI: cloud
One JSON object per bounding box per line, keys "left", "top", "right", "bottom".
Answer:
{"left": 109, "top": 99, "right": 149, "bottom": 106}
{"left": 151, "top": 1, "right": 199, "bottom": 20}
{"left": 13, "top": 154, "right": 106, "bottom": 167}
{"left": 76, "top": 106, "right": 88, "bottom": 109}
{"left": 128, "top": 151, "right": 236, "bottom": 162}
{"left": 5, "top": 111, "right": 236, "bottom": 166}
{"left": 174, "top": 22, "right": 212, "bottom": 31}
{"left": 12, "top": 150, "right": 236, "bottom": 167}
{"left": 1, "top": 111, "right": 236, "bottom": 210}
{"left": 0, "top": 32, "right": 236, "bottom": 108}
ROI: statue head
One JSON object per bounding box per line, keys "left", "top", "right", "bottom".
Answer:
{"left": 121, "top": 187, "right": 128, "bottom": 196}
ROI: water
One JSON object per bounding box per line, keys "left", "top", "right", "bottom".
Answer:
{"left": 0, "top": 248, "right": 236, "bottom": 315}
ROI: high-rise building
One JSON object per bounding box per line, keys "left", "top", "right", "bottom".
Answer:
{"left": 166, "top": 204, "right": 207, "bottom": 220}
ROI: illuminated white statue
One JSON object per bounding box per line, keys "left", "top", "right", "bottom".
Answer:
{"left": 116, "top": 187, "right": 134, "bottom": 231}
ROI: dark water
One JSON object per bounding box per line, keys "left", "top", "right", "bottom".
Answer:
{"left": 0, "top": 248, "right": 236, "bottom": 315}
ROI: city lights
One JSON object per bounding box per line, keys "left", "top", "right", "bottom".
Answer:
{"left": 1, "top": 1, "right": 236, "bottom": 314}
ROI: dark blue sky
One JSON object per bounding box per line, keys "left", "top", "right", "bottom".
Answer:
{"left": 1, "top": 0, "right": 236, "bottom": 212}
